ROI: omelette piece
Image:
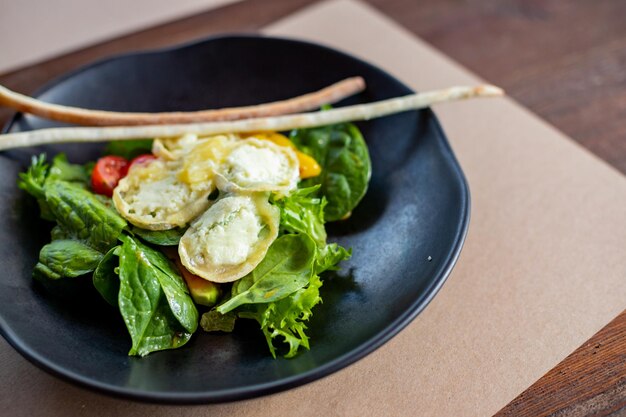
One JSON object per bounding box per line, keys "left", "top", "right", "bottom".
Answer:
{"left": 178, "top": 194, "right": 279, "bottom": 283}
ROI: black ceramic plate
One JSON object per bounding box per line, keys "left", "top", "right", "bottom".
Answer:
{"left": 0, "top": 35, "right": 469, "bottom": 403}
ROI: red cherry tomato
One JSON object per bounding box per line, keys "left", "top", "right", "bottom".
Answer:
{"left": 91, "top": 156, "right": 129, "bottom": 197}
{"left": 129, "top": 154, "right": 157, "bottom": 168}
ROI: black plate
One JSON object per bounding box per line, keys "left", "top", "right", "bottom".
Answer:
{"left": 0, "top": 35, "right": 469, "bottom": 403}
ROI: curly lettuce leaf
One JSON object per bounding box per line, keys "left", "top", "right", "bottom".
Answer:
{"left": 239, "top": 274, "right": 323, "bottom": 358}
{"left": 316, "top": 243, "right": 351, "bottom": 274}
{"left": 273, "top": 186, "right": 327, "bottom": 246}
{"left": 18, "top": 154, "right": 53, "bottom": 220}
{"left": 273, "top": 186, "right": 351, "bottom": 273}
{"left": 18, "top": 154, "right": 90, "bottom": 220}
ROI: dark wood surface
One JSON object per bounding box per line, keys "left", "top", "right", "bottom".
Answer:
{"left": 0, "top": 0, "right": 624, "bottom": 416}
{"left": 368, "top": 0, "right": 626, "bottom": 175}
{"left": 496, "top": 312, "right": 626, "bottom": 417}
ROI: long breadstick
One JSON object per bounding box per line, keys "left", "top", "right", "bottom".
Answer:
{"left": 0, "top": 77, "right": 365, "bottom": 126}
{"left": 0, "top": 85, "right": 503, "bottom": 151}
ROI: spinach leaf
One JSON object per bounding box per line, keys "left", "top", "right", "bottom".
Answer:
{"left": 44, "top": 181, "right": 126, "bottom": 252}
{"left": 200, "top": 309, "right": 237, "bottom": 333}
{"left": 291, "top": 123, "right": 371, "bottom": 221}
{"left": 93, "top": 246, "right": 121, "bottom": 307}
{"left": 217, "top": 234, "right": 316, "bottom": 314}
{"left": 105, "top": 139, "right": 153, "bottom": 160}
{"left": 131, "top": 226, "right": 186, "bottom": 246}
{"left": 34, "top": 240, "right": 103, "bottom": 280}
{"left": 117, "top": 235, "right": 198, "bottom": 356}
{"left": 239, "top": 274, "right": 323, "bottom": 358}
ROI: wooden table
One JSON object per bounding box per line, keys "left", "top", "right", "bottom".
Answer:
{"left": 0, "top": 1, "right": 624, "bottom": 415}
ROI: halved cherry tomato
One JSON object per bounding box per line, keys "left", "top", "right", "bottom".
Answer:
{"left": 129, "top": 153, "right": 157, "bottom": 168}
{"left": 91, "top": 156, "right": 129, "bottom": 197}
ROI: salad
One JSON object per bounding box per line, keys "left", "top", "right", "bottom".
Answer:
{"left": 7, "top": 77, "right": 501, "bottom": 358}
{"left": 18, "top": 123, "right": 371, "bottom": 358}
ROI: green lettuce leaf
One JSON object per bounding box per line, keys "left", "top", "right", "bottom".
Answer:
{"left": 34, "top": 239, "right": 104, "bottom": 280}
{"left": 50, "top": 225, "right": 72, "bottom": 241}
{"left": 316, "top": 243, "right": 351, "bottom": 274}
{"left": 131, "top": 226, "right": 187, "bottom": 246}
{"left": 47, "top": 153, "right": 90, "bottom": 185}
{"left": 44, "top": 181, "right": 126, "bottom": 252}
{"left": 273, "top": 186, "right": 327, "bottom": 246}
{"left": 17, "top": 154, "right": 53, "bottom": 220}
{"left": 117, "top": 235, "right": 198, "bottom": 356}
{"left": 200, "top": 309, "right": 237, "bottom": 333}
{"left": 273, "top": 187, "right": 351, "bottom": 273}
{"left": 18, "top": 154, "right": 92, "bottom": 221}
{"left": 93, "top": 246, "right": 121, "bottom": 307}
{"left": 290, "top": 123, "right": 371, "bottom": 221}
{"left": 239, "top": 274, "right": 323, "bottom": 358}
{"left": 217, "top": 234, "right": 316, "bottom": 313}
{"left": 104, "top": 139, "right": 153, "bottom": 160}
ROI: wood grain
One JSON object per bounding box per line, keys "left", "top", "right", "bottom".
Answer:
{"left": 496, "top": 310, "right": 626, "bottom": 417}
{"left": 366, "top": 0, "right": 626, "bottom": 174}
{"left": 0, "top": 0, "right": 624, "bottom": 416}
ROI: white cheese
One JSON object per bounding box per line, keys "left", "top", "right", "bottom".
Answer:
{"left": 226, "top": 144, "right": 287, "bottom": 184}
{"left": 178, "top": 194, "right": 280, "bottom": 283}
{"left": 126, "top": 171, "right": 191, "bottom": 216}
{"left": 217, "top": 138, "right": 299, "bottom": 193}
{"left": 192, "top": 196, "right": 262, "bottom": 266}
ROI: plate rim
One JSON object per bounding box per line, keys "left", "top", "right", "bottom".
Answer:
{"left": 0, "top": 33, "right": 470, "bottom": 404}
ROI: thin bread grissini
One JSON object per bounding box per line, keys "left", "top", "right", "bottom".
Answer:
{"left": 0, "top": 77, "right": 365, "bottom": 126}
{"left": 0, "top": 85, "right": 503, "bottom": 151}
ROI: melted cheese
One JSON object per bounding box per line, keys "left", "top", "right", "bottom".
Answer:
{"left": 153, "top": 133, "right": 238, "bottom": 161}
{"left": 178, "top": 135, "right": 236, "bottom": 185}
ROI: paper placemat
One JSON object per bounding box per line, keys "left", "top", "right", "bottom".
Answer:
{"left": 1, "top": 1, "right": 625, "bottom": 416}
